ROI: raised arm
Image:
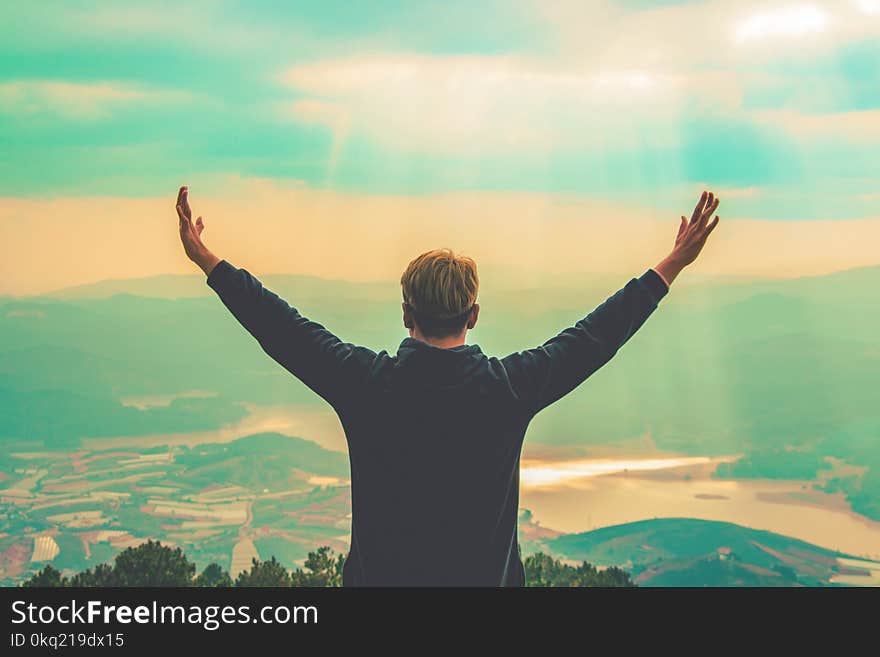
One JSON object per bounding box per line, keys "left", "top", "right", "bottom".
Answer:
{"left": 175, "top": 186, "right": 376, "bottom": 408}
{"left": 502, "top": 190, "right": 721, "bottom": 415}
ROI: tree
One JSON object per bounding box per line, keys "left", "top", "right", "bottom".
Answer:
{"left": 582, "top": 564, "right": 635, "bottom": 587}
{"left": 23, "top": 564, "right": 65, "bottom": 587}
{"left": 195, "top": 562, "right": 232, "bottom": 587}
{"left": 112, "top": 540, "right": 196, "bottom": 586}
{"left": 290, "top": 546, "right": 345, "bottom": 587}
{"left": 524, "top": 552, "right": 572, "bottom": 587}
{"left": 20, "top": 543, "right": 637, "bottom": 588}
{"left": 524, "top": 552, "right": 635, "bottom": 587}
{"left": 235, "top": 557, "right": 291, "bottom": 587}
{"left": 68, "top": 563, "right": 116, "bottom": 587}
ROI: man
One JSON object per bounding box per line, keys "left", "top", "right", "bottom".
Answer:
{"left": 176, "top": 186, "right": 720, "bottom": 586}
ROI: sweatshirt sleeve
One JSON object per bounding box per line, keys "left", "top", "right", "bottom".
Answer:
{"left": 500, "top": 269, "right": 668, "bottom": 416}
{"left": 206, "top": 259, "right": 377, "bottom": 409}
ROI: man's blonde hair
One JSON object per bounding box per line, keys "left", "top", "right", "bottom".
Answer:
{"left": 401, "top": 249, "right": 479, "bottom": 330}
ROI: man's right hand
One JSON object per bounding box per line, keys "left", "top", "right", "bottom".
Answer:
{"left": 655, "top": 190, "right": 720, "bottom": 286}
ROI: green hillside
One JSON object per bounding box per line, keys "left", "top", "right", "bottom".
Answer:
{"left": 547, "top": 518, "right": 876, "bottom": 586}
{"left": 175, "top": 432, "right": 350, "bottom": 487}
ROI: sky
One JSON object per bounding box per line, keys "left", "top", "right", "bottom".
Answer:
{"left": 1, "top": 0, "right": 879, "bottom": 295}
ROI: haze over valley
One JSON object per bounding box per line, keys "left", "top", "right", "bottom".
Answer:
{"left": 2, "top": 266, "right": 879, "bottom": 585}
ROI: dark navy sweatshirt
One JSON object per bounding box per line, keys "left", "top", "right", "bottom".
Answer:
{"left": 206, "top": 260, "right": 668, "bottom": 586}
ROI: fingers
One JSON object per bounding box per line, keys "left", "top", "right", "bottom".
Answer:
{"left": 181, "top": 187, "right": 192, "bottom": 220}
{"left": 704, "top": 215, "right": 720, "bottom": 238}
{"left": 700, "top": 196, "right": 720, "bottom": 229}
{"left": 176, "top": 185, "right": 192, "bottom": 220}
{"left": 686, "top": 190, "right": 720, "bottom": 233}
{"left": 176, "top": 186, "right": 192, "bottom": 225}
{"left": 677, "top": 216, "right": 687, "bottom": 240}
{"left": 196, "top": 216, "right": 205, "bottom": 235}
{"left": 698, "top": 192, "right": 714, "bottom": 228}
{"left": 176, "top": 204, "right": 193, "bottom": 232}
{"left": 690, "top": 190, "right": 708, "bottom": 224}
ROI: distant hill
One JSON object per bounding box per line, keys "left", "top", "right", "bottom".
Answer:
{"left": 175, "top": 432, "right": 350, "bottom": 487}
{"left": 546, "top": 518, "right": 879, "bottom": 586}
{"left": 35, "top": 263, "right": 880, "bottom": 300}
{"left": 42, "top": 272, "right": 395, "bottom": 302}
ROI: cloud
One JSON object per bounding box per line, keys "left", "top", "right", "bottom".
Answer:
{"left": 280, "top": 53, "right": 709, "bottom": 155}
{"left": 4, "top": 1, "right": 296, "bottom": 56}
{"left": 734, "top": 5, "right": 829, "bottom": 43}
{"left": 0, "top": 80, "right": 190, "bottom": 120}
{"left": 754, "top": 109, "right": 880, "bottom": 141}
{"left": 854, "top": 0, "right": 880, "bottom": 14}
{"left": 694, "top": 184, "right": 762, "bottom": 199}
{"left": 724, "top": 2, "right": 880, "bottom": 68}
{"left": 2, "top": 2, "right": 878, "bottom": 201}
{"left": 536, "top": 0, "right": 880, "bottom": 63}
{"left": 274, "top": 0, "right": 879, "bottom": 161}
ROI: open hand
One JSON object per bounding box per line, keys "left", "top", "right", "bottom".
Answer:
{"left": 671, "top": 190, "right": 720, "bottom": 267}
{"left": 176, "top": 185, "right": 207, "bottom": 261}
{"left": 654, "top": 190, "right": 720, "bottom": 287}
{"left": 176, "top": 185, "right": 220, "bottom": 275}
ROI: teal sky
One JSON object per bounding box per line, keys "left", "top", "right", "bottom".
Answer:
{"left": 2, "top": 1, "right": 879, "bottom": 217}
{"left": 1, "top": 1, "right": 879, "bottom": 294}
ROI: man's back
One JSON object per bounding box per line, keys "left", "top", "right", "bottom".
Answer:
{"left": 342, "top": 339, "right": 528, "bottom": 585}
{"left": 205, "top": 259, "right": 669, "bottom": 586}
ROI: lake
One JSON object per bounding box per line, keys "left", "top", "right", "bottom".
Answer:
{"left": 520, "top": 457, "right": 880, "bottom": 561}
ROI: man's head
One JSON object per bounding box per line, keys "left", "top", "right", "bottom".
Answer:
{"left": 400, "top": 248, "right": 480, "bottom": 346}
